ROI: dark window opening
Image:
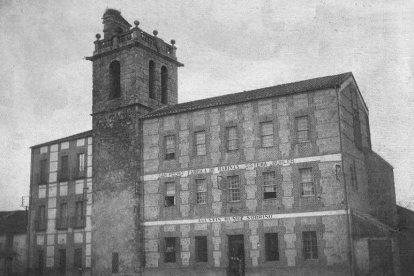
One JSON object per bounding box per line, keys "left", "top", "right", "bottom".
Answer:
{"left": 161, "top": 66, "right": 168, "bottom": 104}
{"left": 109, "top": 61, "right": 121, "bottom": 99}
{"left": 39, "top": 159, "right": 48, "bottom": 184}
{"left": 149, "top": 61, "right": 156, "bottom": 99}
{"left": 60, "top": 155, "right": 69, "bottom": 181}
{"left": 58, "top": 249, "right": 66, "bottom": 274}
{"left": 74, "top": 248, "right": 83, "bottom": 268}
{"left": 57, "top": 203, "right": 68, "bottom": 229}
{"left": 37, "top": 250, "right": 44, "bottom": 275}
{"left": 164, "top": 135, "right": 175, "bottom": 160}
{"left": 353, "top": 110, "right": 362, "bottom": 149}
{"left": 195, "top": 236, "right": 208, "bottom": 262}
{"left": 165, "top": 182, "right": 175, "bottom": 207}
{"left": 112, "top": 252, "right": 119, "bottom": 273}
{"left": 72, "top": 201, "right": 85, "bottom": 228}
{"left": 165, "top": 237, "right": 177, "bottom": 263}
{"left": 265, "top": 233, "right": 279, "bottom": 261}
{"left": 263, "top": 171, "right": 277, "bottom": 199}
{"left": 36, "top": 205, "right": 46, "bottom": 231}
{"left": 303, "top": 231, "right": 318, "bottom": 260}
{"left": 350, "top": 161, "right": 358, "bottom": 190}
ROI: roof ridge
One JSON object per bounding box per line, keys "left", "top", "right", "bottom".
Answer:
{"left": 143, "top": 72, "right": 353, "bottom": 119}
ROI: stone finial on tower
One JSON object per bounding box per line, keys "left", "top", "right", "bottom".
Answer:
{"left": 102, "top": 8, "right": 132, "bottom": 39}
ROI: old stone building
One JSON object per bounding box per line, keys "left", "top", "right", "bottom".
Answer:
{"left": 0, "top": 210, "right": 28, "bottom": 276}
{"left": 28, "top": 8, "right": 400, "bottom": 276}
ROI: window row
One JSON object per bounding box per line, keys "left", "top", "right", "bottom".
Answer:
{"left": 35, "top": 201, "right": 86, "bottom": 231}
{"left": 162, "top": 116, "right": 310, "bottom": 160}
{"left": 159, "top": 231, "right": 318, "bottom": 264}
{"left": 36, "top": 248, "right": 83, "bottom": 275}
{"left": 37, "top": 153, "right": 86, "bottom": 184}
{"left": 163, "top": 168, "right": 315, "bottom": 207}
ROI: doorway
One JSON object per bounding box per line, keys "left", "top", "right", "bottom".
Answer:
{"left": 228, "top": 235, "right": 245, "bottom": 276}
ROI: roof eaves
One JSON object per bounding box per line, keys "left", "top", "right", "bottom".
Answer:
{"left": 31, "top": 130, "right": 93, "bottom": 149}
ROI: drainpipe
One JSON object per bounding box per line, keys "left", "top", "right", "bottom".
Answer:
{"left": 335, "top": 84, "right": 355, "bottom": 276}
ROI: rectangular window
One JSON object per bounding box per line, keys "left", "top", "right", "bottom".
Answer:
{"left": 351, "top": 161, "right": 358, "bottom": 190}
{"left": 74, "top": 248, "right": 82, "bottom": 268}
{"left": 164, "top": 136, "right": 175, "bottom": 160}
{"left": 73, "top": 201, "right": 84, "bottom": 228}
{"left": 36, "top": 205, "right": 46, "bottom": 231}
{"left": 263, "top": 171, "right": 277, "bottom": 199}
{"left": 353, "top": 110, "right": 362, "bottom": 149}
{"left": 196, "top": 179, "right": 207, "bottom": 204}
{"left": 265, "top": 233, "right": 279, "bottom": 261}
{"left": 60, "top": 155, "right": 69, "bottom": 181}
{"left": 40, "top": 159, "right": 48, "bottom": 184}
{"left": 228, "top": 175, "right": 240, "bottom": 202}
{"left": 260, "top": 122, "right": 274, "bottom": 147}
{"left": 195, "top": 131, "right": 206, "bottom": 156}
{"left": 58, "top": 249, "right": 66, "bottom": 274}
{"left": 75, "top": 201, "right": 84, "bottom": 218}
{"left": 77, "top": 153, "right": 85, "bottom": 177}
{"left": 165, "top": 182, "right": 175, "bottom": 207}
{"left": 112, "top": 252, "right": 119, "bottom": 273}
{"left": 165, "top": 237, "right": 177, "bottom": 263}
{"left": 195, "top": 236, "right": 208, "bottom": 262}
{"left": 296, "top": 116, "right": 310, "bottom": 143}
{"left": 37, "top": 250, "right": 44, "bottom": 275}
{"left": 58, "top": 203, "right": 68, "bottom": 229}
{"left": 226, "top": 127, "right": 238, "bottom": 151}
{"left": 303, "top": 231, "right": 318, "bottom": 260}
{"left": 300, "top": 168, "right": 314, "bottom": 196}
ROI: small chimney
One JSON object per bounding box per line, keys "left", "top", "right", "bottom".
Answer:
{"left": 102, "top": 8, "right": 132, "bottom": 39}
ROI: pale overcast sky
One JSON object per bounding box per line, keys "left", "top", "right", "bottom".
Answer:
{"left": 0, "top": 0, "right": 413, "bottom": 211}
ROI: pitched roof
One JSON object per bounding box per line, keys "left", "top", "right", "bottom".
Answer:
{"left": 31, "top": 130, "right": 92, "bottom": 149}
{"left": 0, "top": 211, "right": 28, "bottom": 235}
{"left": 143, "top": 72, "right": 353, "bottom": 119}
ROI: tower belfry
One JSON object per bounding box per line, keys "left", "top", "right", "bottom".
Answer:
{"left": 86, "top": 8, "right": 183, "bottom": 275}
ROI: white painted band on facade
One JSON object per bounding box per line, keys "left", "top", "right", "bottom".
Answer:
{"left": 143, "top": 209, "right": 347, "bottom": 226}
{"left": 143, "top": 153, "right": 342, "bottom": 181}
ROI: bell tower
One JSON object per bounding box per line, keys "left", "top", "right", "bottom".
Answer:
{"left": 86, "top": 8, "right": 183, "bottom": 275}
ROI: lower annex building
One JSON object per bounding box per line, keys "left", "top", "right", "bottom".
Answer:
{"left": 28, "top": 8, "right": 400, "bottom": 276}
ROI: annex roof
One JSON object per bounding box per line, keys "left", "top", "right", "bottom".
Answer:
{"left": 0, "top": 210, "right": 28, "bottom": 236}
{"left": 143, "top": 72, "right": 353, "bottom": 119}
{"left": 30, "top": 130, "right": 92, "bottom": 149}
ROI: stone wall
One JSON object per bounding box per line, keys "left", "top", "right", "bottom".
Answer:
{"left": 92, "top": 106, "right": 143, "bottom": 276}
{"left": 142, "top": 88, "right": 351, "bottom": 274}
{"left": 143, "top": 215, "right": 350, "bottom": 275}
{"left": 338, "top": 80, "right": 371, "bottom": 213}
{"left": 91, "top": 45, "right": 178, "bottom": 115}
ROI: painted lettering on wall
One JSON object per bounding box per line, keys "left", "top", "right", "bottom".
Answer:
{"left": 197, "top": 214, "right": 274, "bottom": 223}
{"left": 152, "top": 159, "right": 294, "bottom": 180}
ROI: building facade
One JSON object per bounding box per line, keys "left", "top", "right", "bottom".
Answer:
{"left": 28, "top": 8, "right": 400, "bottom": 276}
{"left": 0, "top": 211, "right": 28, "bottom": 276}
{"left": 28, "top": 131, "right": 93, "bottom": 276}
